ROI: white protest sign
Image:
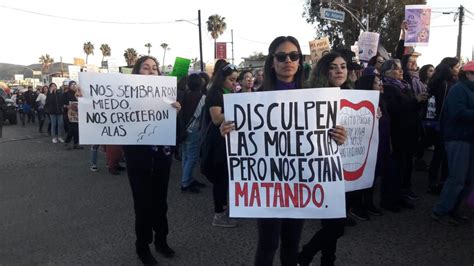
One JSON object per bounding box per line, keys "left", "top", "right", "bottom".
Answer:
{"left": 224, "top": 88, "right": 346, "bottom": 219}
{"left": 357, "top": 32, "right": 379, "bottom": 62}
{"left": 68, "top": 65, "right": 81, "bottom": 83}
{"left": 405, "top": 5, "right": 431, "bottom": 46}
{"left": 78, "top": 72, "right": 177, "bottom": 145}
{"left": 339, "top": 90, "right": 379, "bottom": 192}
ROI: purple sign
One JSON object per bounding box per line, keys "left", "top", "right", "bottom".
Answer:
{"left": 405, "top": 5, "right": 431, "bottom": 46}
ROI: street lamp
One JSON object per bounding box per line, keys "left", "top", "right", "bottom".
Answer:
{"left": 175, "top": 10, "right": 204, "bottom": 72}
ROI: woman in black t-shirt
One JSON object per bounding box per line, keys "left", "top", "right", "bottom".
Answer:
{"left": 201, "top": 63, "right": 239, "bottom": 228}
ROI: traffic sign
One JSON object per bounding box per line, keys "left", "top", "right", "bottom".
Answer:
{"left": 321, "top": 8, "right": 345, "bottom": 23}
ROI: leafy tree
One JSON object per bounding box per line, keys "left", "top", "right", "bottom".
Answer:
{"left": 248, "top": 52, "right": 265, "bottom": 60}
{"left": 160, "top": 43, "right": 170, "bottom": 72}
{"left": 123, "top": 48, "right": 138, "bottom": 67}
{"left": 303, "top": 0, "right": 426, "bottom": 54}
{"left": 83, "top": 42, "right": 95, "bottom": 64}
{"left": 38, "top": 54, "right": 54, "bottom": 73}
{"left": 206, "top": 14, "right": 227, "bottom": 59}
{"left": 100, "top": 44, "right": 111, "bottom": 62}
{"left": 145, "top": 43, "right": 152, "bottom": 55}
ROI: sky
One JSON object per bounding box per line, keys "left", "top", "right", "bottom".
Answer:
{"left": 0, "top": 0, "right": 472, "bottom": 69}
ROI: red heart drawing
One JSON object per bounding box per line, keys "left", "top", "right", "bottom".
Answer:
{"left": 340, "top": 99, "right": 376, "bottom": 181}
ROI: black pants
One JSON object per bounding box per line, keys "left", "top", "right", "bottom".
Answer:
{"left": 351, "top": 187, "right": 375, "bottom": 211}
{"left": 207, "top": 162, "right": 229, "bottom": 213}
{"left": 27, "top": 110, "right": 35, "bottom": 123}
{"left": 380, "top": 155, "right": 402, "bottom": 206}
{"left": 428, "top": 133, "right": 448, "bottom": 185}
{"left": 298, "top": 219, "right": 345, "bottom": 266}
{"left": 37, "top": 109, "right": 46, "bottom": 132}
{"left": 394, "top": 148, "right": 414, "bottom": 191}
{"left": 124, "top": 146, "right": 172, "bottom": 247}
{"left": 255, "top": 218, "right": 304, "bottom": 266}
{"left": 65, "top": 123, "right": 79, "bottom": 145}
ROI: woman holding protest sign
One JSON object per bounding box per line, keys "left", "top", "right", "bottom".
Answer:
{"left": 220, "top": 37, "right": 347, "bottom": 266}
{"left": 295, "top": 51, "right": 350, "bottom": 266}
{"left": 201, "top": 62, "right": 239, "bottom": 228}
{"left": 122, "top": 56, "right": 181, "bottom": 265}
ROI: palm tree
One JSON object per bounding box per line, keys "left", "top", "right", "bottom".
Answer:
{"left": 191, "top": 57, "right": 199, "bottom": 70}
{"left": 83, "top": 42, "right": 94, "bottom": 64}
{"left": 206, "top": 14, "right": 227, "bottom": 59}
{"left": 123, "top": 48, "right": 138, "bottom": 67}
{"left": 160, "top": 43, "right": 170, "bottom": 73}
{"left": 100, "top": 44, "right": 111, "bottom": 62}
{"left": 38, "top": 54, "right": 54, "bottom": 73}
{"left": 145, "top": 43, "right": 152, "bottom": 55}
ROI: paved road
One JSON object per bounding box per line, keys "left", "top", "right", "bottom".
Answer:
{"left": 0, "top": 122, "right": 473, "bottom": 265}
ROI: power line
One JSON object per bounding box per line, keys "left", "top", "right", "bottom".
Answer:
{"left": 0, "top": 4, "right": 189, "bottom": 25}
{"left": 431, "top": 24, "right": 471, "bottom": 28}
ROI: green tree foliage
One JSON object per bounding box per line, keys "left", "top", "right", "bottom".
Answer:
{"left": 38, "top": 54, "right": 54, "bottom": 73}
{"left": 303, "top": 0, "right": 426, "bottom": 54}
{"left": 100, "top": 44, "right": 111, "bottom": 62}
{"left": 123, "top": 48, "right": 138, "bottom": 67}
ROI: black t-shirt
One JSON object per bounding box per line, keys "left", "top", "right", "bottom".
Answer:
{"left": 206, "top": 88, "right": 224, "bottom": 110}
{"left": 203, "top": 88, "right": 226, "bottom": 165}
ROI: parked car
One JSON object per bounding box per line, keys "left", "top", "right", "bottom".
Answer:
{"left": 1, "top": 96, "right": 17, "bottom": 125}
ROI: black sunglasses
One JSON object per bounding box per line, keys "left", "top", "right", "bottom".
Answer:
{"left": 222, "top": 64, "right": 238, "bottom": 71}
{"left": 273, "top": 51, "right": 300, "bottom": 62}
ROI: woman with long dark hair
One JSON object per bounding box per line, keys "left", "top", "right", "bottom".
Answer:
{"left": 419, "top": 64, "right": 435, "bottom": 85}
{"left": 298, "top": 52, "right": 349, "bottom": 266}
{"left": 201, "top": 62, "right": 239, "bottom": 227}
{"left": 44, "top": 83, "right": 64, "bottom": 143}
{"left": 426, "top": 58, "right": 460, "bottom": 194}
{"left": 220, "top": 37, "right": 346, "bottom": 266}
{"left": 432, "top": 61, "right": 474, "bottom": 225}
{"left": 123, "top": 56, "right": 181, "bottom": 265}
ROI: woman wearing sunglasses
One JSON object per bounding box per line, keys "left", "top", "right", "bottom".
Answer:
{"left": 201, "top": 62, "right": 239, "bottom": 227}
{"left": 236, "top": 70, "right": 255, "bottom": 93}
{"left": 123, "top": 56, "right": 181, "bottom": 265}
{"left": 221, "top": 36, "right": 346, "bottom": 266}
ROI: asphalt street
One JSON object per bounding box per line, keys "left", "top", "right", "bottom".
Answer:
{"left": 0, "top": 121, "right": 473, "bottom": 265}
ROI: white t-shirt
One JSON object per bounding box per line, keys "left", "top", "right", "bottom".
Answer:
{"left": 36, "top": 93, "right": 47, "bottom": 108}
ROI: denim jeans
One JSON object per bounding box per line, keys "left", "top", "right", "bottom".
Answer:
{"left": 50, "top": 114, "right": 63, "bottom": 137}
{"left": 90, "top": 145, "right": 100, "bottom": 166}
{"left": 180, "top": 128, "right": 200, "bottom": 187}
{"left": 433, "top": 141, "right": 474, "bottom": 215}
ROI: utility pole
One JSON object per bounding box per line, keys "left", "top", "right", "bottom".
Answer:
{"left": 231, "top": 29, "right": 234, "bottom": 65}
{"left": 198, "top": 10, "right": 204, "bottom": 72}
{"left": 456, "top": 5, "right": 464, "bottom": 59}
{"left": 365, "top": 0, "right": 369, "bottom": 32}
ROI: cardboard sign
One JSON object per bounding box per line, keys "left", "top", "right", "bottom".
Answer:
{"left": 224, "top": 88, "right": 346, "bottom": 219}
{"left": 405, "top": 5, "right": 431, "bottom": 46}
{"left": 357, "top": 32, "right": 380, "bottom": 62}
{"left": 170, "top": 57, "right": 191, "bottom": 80}
{"left": 78, "top": 72, "right": 177, "bottom": 145}
{"left": 309, "top": 37, "right": 331, "bottom": 63}
{"left": 339, "top": 90, "right": 379, "bottom": 192}
{"left": 68, "top": 101, "right": 79, "bottom": 123}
